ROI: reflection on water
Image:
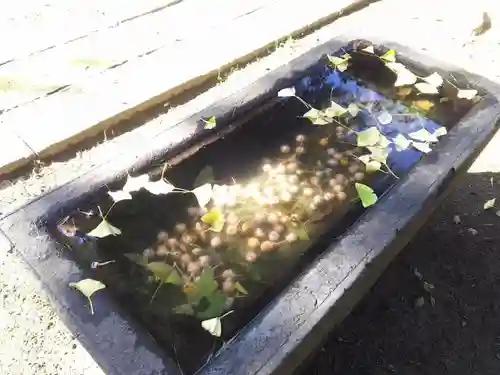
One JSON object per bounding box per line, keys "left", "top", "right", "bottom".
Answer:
{"left": 54, "top": 44, "right": 474, "bottom": 375}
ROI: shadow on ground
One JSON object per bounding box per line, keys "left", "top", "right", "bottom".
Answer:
{"left": 296, "top": 171, "right": 500, "bottom": 375}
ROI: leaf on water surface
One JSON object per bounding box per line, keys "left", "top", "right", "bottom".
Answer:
{"left": 347, "top": 102, "right": 360, "bottom": 117}
{"left": 355, "top": 183, "right": 378, "bottom": 208}
{"left": 457, "top": 89, "right": 478, "bottom": 100}
{"left": 107, "top": 190, "right": 132, "bottom": 203}
{"left": 408, "top": 128, "right": 438, "bottom": 143}
{"left": 144, "top": 180, "right": 176, "bottom": 195}
{"left": 194, "top": 166, "right": 214, "bottom": 186}
{"left": 277, "top": 87, "right": 296, "bottom": 98}
{"left": 362, "top": 45, "right": 375, "bottom": 54}
{"left": 356, "top": 127, "right": 381, "bottom": 147}
{"left": 203, "top": 116, "right": 217, "bottom": 130}
{"left": 377, "top": 111, "right": 392, "bottom": 125}
{"left": 411, "top": 141, "right": 432, "bottom": 154}
{"left": 292, "top": 226, "right": 310, "bottom": 241}
{"left": 122, "top": 174, "right": 150, "bottom": 193}
{"left": 234, "top": 282, "right": 248, "bottom": 295}
{"left": 423, "top": 72, "right": 444, "bottom": 88}
{"left": 393, "top": 134, "right": 411, "bottom": 151}
{"left": 380, "top": 49, "right": 396, "bottom": 63}
{"left": 367, "top": 146, "right": 389, "bottom": 164}
{"left": 366, "top": 160, "right": 382, "bottom": 173}
{"left": 414, "top": 82, "right": 440, "bottom": 95}
{"left": 453, "top": 215, "right": 461, "bottom": 224}
{"left": 303, "top": 108, "right": 330, "bottom": 125}
{"left": 324, "top": 101, "right": 347, "bottom": 117}
{"left": 147, "top": 262, "right": 182, "bottom": 285}
{"left": 192, "top": 183, "right": 213, "bottom": 208}
{"left": 201, "top": 208, "right": 225, "bottom": 232}
{"left": 69, "top": 279, "right": 106, "bottom": 315}
{"left": 87, "top": 219, "right": 121, "bottom": 238}
{"left": 433, "top": 126, "right": 447, "bottom": 138}
{"left": 327, "top": 54, "right": 350, "bottom": 72}
{"left": 201, "top": 310, "right": 233, "bottom": 337}
{"left": 484, "top": 198, "right": 496, "bottom": 210}
{"left": 386, "top": 62, "right": 417, "bottom": 87}
{"left": 412, "top": 100, "right": 434, "bottom": 113}
{"left": 358, "top": 154, "right": 371, "bottom": 164}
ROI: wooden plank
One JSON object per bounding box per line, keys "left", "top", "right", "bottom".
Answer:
{"left": 0, "top": 0, "right": 182, "bottom": 64}
{"left": 1, "top": 0, "right": 362, "bottom": 160}
{"left": 0, "top": 0, "right": 276, "bottom": 111}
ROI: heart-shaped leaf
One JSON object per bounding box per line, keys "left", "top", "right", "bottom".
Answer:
{"left": 457, "top": 89, "right": 478, "bottom": 100}
{"left": 380, "top": 49, "right": 396, "bottom": 62}
{"left": 147, "top": 262, "right": 182, "bottom": 285}
{"left": 412, "top": 141, "right": 432, "bottom": 153}
{"left": 357, "top": 127, "right": 381, "bottom": 147}
{"left": 433, "top": 126, "right": 447, "bottom": 138}
{"left": 386, "top": 62, "right": 417, "bottom": 87}
{"left": 144, "top": 180, "right": 176, "bottom": 195}
{"left": 362, "top": 45, "right": 375, "bottom": 54}
{"left": 324, "top": 101, "right": 347, "bottom": 117}
{"left": 408, "top": 128, "right": 438, "bottom": 143}
{"left": 348, "top": 103, "right": 360, "bottom": 117}
{"left": 484, "top": 198, "right": 496, "bottom": 210}
{"left": 367, "top": 146, "right": 389, "bottom": 164}
{"left": 355, "top": 183, "right": 378, "bottom": 208}
{"left": 201, "top": 208, "right": 225, "bottom": 232}
{"left": 201, "top": 316, "right": 223, "bottom": 337}
{"left": 414, "top": 82, "right": 440, "bottom": 95}
{"left": 87, "top": 219, "right": 121, "bottom": 238}
{"left": 303, "top": 108, "right": 330, "bottom": 125}
{"left": 423, "top": 72, "right": 444, "bottom": 87}
{"left": 192, "top": 183, "right": 213, "bottom": 207}
{"left": 69, "top": 279, "right": 106, "bottom": 315}
{"left": 327, "top": 54, "right": 350, "bottom": 72}
{"left": 393, "top": 134, "right": 411, "bottom": 151}
{"left": 203, "top": 116, "right": 217, "bottom": 130}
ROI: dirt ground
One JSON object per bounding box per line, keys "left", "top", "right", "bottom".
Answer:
{"left": 2, "top": 0, "right": 500, "bottom": 374}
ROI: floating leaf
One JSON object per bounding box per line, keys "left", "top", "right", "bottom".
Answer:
{"left": 393, "top": 134, "right": 411, "bottom": 151}
{"left": 453, "top": 215, "right": 461, "bottom": 224}
{"left": 277, "top": 87, "right": 296, "bottom": 97}
{"left": 87, "top": 219, "right": 121, "bottom": 238}
{"left": 386, "top": 62, "right": 417, "bottom": 87}
{"left": 201, "top": 316, "right": 222, "bottom": 337}
{"left": 380, "top": 49, "right": 396, "bottom": 63}
{"left": 192, "top": 183, "right": 213, "bottom": 207}
{"left": 377, "top": 111, "right": 392, "bottom": 125}
{"left": 327, "top": 54, "right": 350, "bottom": 72}
{"left": 348, "top": 103, "right": 360, "bottom": 117}
{"left": 69, "top": 279, "right": 106, "bottom": 315}
{"left": 324, "top": 101, "right": 347, "bottom": 117}
{"left": 367, "top": 146, "right": 389, "bottom": 164}
{"left": 303, "top": 108, "right": 330, "bottom": 125}
{"left": 433, "top": 126, "right": 447, "bottom": 138}
{"left": 414, "top": 82, "right": 440, "bottom": 95}
{"left": 408, "top": 128, "right": 438, "bottom": 143}
{"left": 356, "top": 127, "right": 381, "bottom": 147}
{"left": 107, "top": 190, "right": 132, "bottom": 202}
{"left": 355, "top": 183, "right": 378, "bottom": 208}
{"left": 362, "top": 45, "right": 375, "bottom": 54}
{"left": 201, "top": 208, "right": 225, "bottom": 232}
{"left": 412, "top": 141, "right": 432, "bottom": 153}
{"left": 144, "top": 180, "right": 176, "bottom": 195}
{"left": 147, "top": 262, "right": 182, "bottom": 285}
{"left": 122, "top": 174, "right": 150, "bottom": 193}
{"left": 358, "top": 154, "right": 371, "bottom": 164}
{"left": 472, "top": 12, "right": 492, "bottom": 36}
{"left": 234, "top": 282, "right": 248, "bottom": 295}
{"left": 366, "top": 160, "right": 382, "bottom": 173}
{"left": 194, "top": 166, "right": 214, "bottom": 187}
{"left": 457, "top": 89, "right": 477, "bottom": 100}
{"left": 484, "top": 198, "right": 496, "bottom": 210}
{"left": 412, "top": 100, "right": 434, "bottom": 112}
{"left": 423, "top": 72, "right": 444, "bottom": 87}
{"left": 203, "top": 116, "right": 217, "bottom": 130}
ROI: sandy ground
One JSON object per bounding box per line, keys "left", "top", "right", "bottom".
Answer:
{"left": 2, "top": 0, "right": 500, "bottom": 374}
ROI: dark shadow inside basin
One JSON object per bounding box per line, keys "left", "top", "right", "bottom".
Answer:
{"left": 48, "top": 41, "right": 478, "bottom": 374}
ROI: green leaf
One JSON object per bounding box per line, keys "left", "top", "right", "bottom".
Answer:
{"left": 366, "top": 160, "right": 382, "bottom": 173}
{"left": 234, "top": 282, "right": 248, "bottom": 295}
{"left": 188, "top": 268, "right": 218, "bottom": 305}
{"left": 347, "top": 103, "right": 360, "bottom": 117}
{"left": 367, "top": 146, "right": 389, "bottom": 164}
{"left": 292, "top": 226, "right": 310, "bottom": 241}
{"left": 355, "top": 183, "right": 378, "bottom": 208}
{"left": 393, "top": 134, "right": 411, "bottom": 151}
{"left": 411, "top": 141, "right": 432, "bottom": 153}
{"left": 303, "top": 108, "right": 330, "bottom": 125}
{"left": 362, "top": 45, "right": 375, "bottom": 54}
{"left": 87, "top": 219, "right": 121, "bottom": 238}
{"left": 201, "top": 208, "right": 225, "bottom": 232}
{"left": 203, "top": 116, "right": 217, "bottom": 130}
{"left": 484, "top": 198, "right": 496, "bottom": 210}
{"left": 324, "top": 101, "right": 347, "bottom": 117}
{"left": 147, "top": 262, "right": 182, "bottom": 285}
{"left": 327, "top": 54, "right": 350, "bottom": 72}
{"left": 414, "top": 82, "right": 440, "bottom": 95}
{"left": 357, "top": 127, "right": 381, "bottom": 147}
{"left": 192, "top": 183, "right": 213, "bottom": 207}
{"left": 408, "top": 128, "right": 438, "bottom": 143}
{"left": 69, "top": 279, "right": 106, "bottom": 315}
{"left": 380, "top": 49, "right": 396, "bottom": 62}
{"left": 196, "top": 292, "right": 227, "bottom": 319}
